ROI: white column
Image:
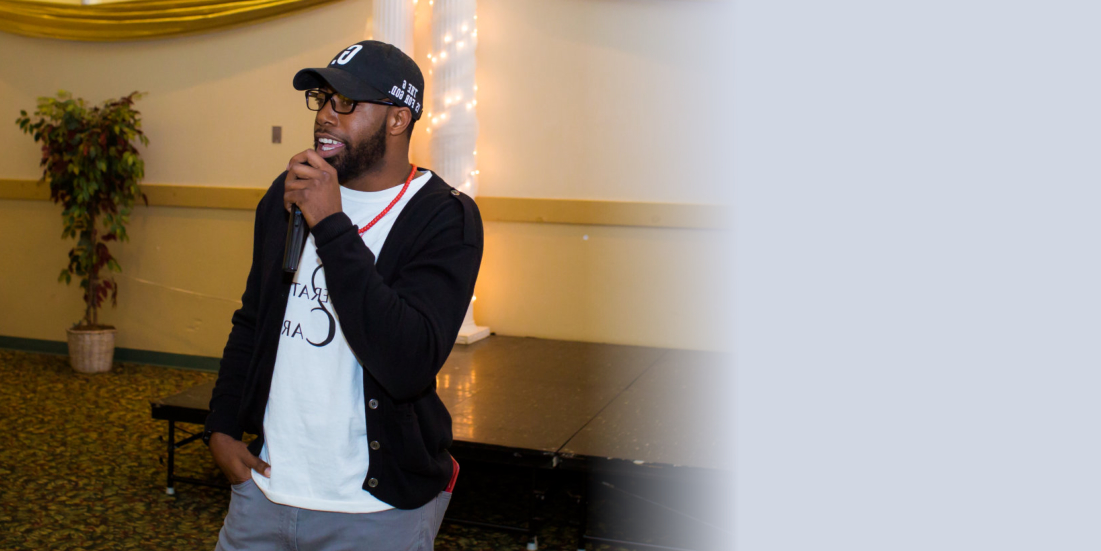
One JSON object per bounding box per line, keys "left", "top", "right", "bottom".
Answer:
{"left": 429, "top": 0, "right": 478, "bottom": 194}
{"left": 372, "top": 0, "right": 415, "bottom": 56}
{"left": 428, "top": 0, "right": 488, "bottom": 343}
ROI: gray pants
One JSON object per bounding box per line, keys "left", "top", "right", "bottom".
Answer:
{"left": 215, "top": 479, "right": 452, "bottom": 551}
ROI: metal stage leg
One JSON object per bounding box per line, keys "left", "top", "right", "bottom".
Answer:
{"left": 571, "top": 475, "right": 589, "bottom": 551}
{"left": 526, "top": 467, "right": 547, "bottom": 550}
{"left": 442, "top": 459, "right": 552, "bottom": 547}
{"left": 165, "top": 420, "right": 176, "bottom": 495}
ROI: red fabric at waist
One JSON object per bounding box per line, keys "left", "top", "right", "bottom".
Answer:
{"left": 445, "top": 455, "right": 460, "bottom": 493}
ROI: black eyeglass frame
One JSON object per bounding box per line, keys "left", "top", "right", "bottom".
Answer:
{"left": 305, "top": 89, "right": 397, "bottom": 114}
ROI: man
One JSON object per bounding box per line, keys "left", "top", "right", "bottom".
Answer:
{"left": 203, "top": 40, "right": 483, "bottom": 550}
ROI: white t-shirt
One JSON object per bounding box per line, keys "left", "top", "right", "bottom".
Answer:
{"left": 252, "top": 170, "right": 432, "bottom": 513}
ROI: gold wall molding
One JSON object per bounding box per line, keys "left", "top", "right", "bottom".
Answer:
{"left": 0, "top": 179, "right": 48, "bottom": 201}
{"left": 0, "top": 179, "right": 728, "bottom": 229}
{"left": 141, "top": 183, "right": 267, "bottom": 210}
{"left": 474, "top": 197, "right": 727, "bottom": 230}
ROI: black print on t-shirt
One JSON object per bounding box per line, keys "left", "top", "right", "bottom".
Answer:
{"left": 280, "top": 264, "right": 336, "bottom": 347}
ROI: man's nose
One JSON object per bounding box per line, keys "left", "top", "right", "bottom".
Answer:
{"left": 316, "top": 100, "right": 339, "bottom": 125}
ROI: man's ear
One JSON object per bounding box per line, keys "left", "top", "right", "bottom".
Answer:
{"left": 389, "top": 107, "right": 413, "bottom": 137}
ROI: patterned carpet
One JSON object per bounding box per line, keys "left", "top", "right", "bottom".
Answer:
{"left": 0, "top": 349, "right": 653, "bottom": 551}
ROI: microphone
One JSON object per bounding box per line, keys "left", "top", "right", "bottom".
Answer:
{"left": 283, "top": 204, "right": 309, "bottom": 274}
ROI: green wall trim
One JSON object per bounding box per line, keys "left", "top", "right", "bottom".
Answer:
{"left": 115, "top": 347, "right": 220, "bottom": 373}
{"left": 0, "top": 335, "right": 220, "bottom": 373}
{"left": 0, "top": 335, "right": 67, "bottom": 356}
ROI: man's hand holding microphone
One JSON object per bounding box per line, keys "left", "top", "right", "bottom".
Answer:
{"left": 283, "top": 149, "right": 342, "bottom": 226}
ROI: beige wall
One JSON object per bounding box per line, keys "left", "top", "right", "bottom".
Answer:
{"left": 1, "top": 0, "right": 377, "bottom": 185}
{"left": 468, "top": 0, "right": 735, "bottom": 204}
{"left": 0, "top": 199, "right": 252, "bottom": 354}
{"left": 0, "top": 0, "right": 733, "bottom": 354}
{"left": 477, "top": 220, "right": 729, "bottom": 351}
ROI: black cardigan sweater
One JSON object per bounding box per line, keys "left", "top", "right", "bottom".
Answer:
{"left": 205, "top": 169, "right": 483, "bottom": 510}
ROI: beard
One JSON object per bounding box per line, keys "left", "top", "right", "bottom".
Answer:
{"left": 329, "top": 118, "right": 387, "bottom": 184}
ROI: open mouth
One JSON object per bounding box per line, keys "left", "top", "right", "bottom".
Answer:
{"left": 316, "top": 136, "right": 345, "bottom": 158}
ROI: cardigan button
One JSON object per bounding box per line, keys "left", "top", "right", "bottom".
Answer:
{"left": 368, "top": 478, "right": 379, "bottom": 488}
{"left": 450, "top": 189, "right": 460, "bottom": 196}
{"left": 368, "top": 399, "right": 379, "bottom": 409}
{"left": 370, "top": 440, "right": 380, "bottom": 450}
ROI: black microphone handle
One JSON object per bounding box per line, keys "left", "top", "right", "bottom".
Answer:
{"left": 282, "top": 204, "right": 309, "bottom": 274}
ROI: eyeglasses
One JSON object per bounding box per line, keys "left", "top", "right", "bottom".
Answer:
{"left": 305, "top": 89, "right": 396, "bottom": 114}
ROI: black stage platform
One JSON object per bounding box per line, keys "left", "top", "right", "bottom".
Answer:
{"left": 150, "top": 335, "right": 732, "bottom": 551}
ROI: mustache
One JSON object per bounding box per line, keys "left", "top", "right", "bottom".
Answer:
{"left": 314, "top": 128, "right": 348, "bottom": 141}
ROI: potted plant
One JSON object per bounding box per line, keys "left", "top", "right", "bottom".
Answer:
{"left": 16, "top": 90, "right": 149, "bottom": 374}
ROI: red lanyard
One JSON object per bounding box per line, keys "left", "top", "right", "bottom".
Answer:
{"left": 358, "top": 164, "right": 418, "bottom": 236}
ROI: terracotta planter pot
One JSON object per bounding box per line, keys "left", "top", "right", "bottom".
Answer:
{"left": 66, "top": 327, "right": 117, "bottom": 374}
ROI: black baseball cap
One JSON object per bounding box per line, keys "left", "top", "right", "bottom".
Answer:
{"left": 293, "top": 40, "right": 425, "bottom": 121}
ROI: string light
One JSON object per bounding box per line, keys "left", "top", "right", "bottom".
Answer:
{"left": 429, "top": 3, "right": 479, "bottom": 198}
